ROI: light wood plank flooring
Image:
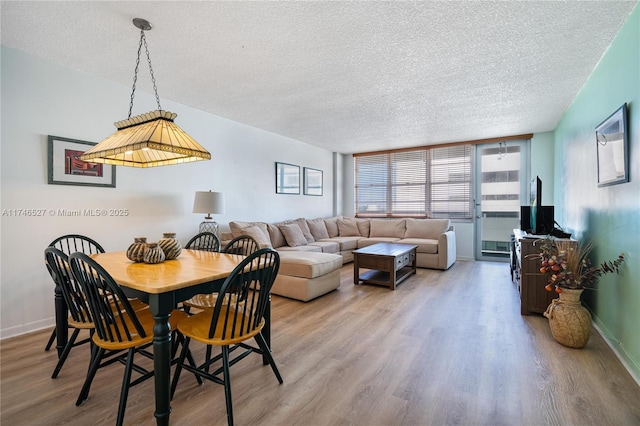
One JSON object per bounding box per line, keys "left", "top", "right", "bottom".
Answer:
{"left": 2, "top": 260, "right": 639, "bottom": 425}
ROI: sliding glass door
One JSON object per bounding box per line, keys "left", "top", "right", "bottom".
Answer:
{"left": 474, "top": 140, "right": 529, "bottom": 261}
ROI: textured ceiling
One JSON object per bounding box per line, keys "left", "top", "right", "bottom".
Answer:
{"left": 1, "top": 1, "right": 636, "bottom": 154}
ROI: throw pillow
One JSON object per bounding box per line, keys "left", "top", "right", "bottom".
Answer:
{"left": 229, "top": 221, "right": 269, "bottom": 239}
{"left": 267, "top": 223, "right": 287, "bottom": 248}
{"left": 337, "top": 217, "right": 361, "bottom": 237}
{"left": 370, "top": 218, "right": 406, "bottom": 238}
{"left": 405, "top": 218, "right": 450, "bottom": 239}
{"left": 356, "top": 218, "right": 370, "bottom": 238}
{"left": 240, "top": 225, "right": 272, "bottom": 248}
{"left": 323, "top": 216, "right": 341, "bottom": 238}
{"left": 279, "top": 223, "right": 309, "bottom": 247}
{"left": 294, "top": 218, "right": 315, "bottom": 243}
{"left": 307, "top": 218, "right": 330, "bottom": 240}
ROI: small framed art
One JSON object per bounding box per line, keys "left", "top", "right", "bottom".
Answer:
{"left": 47, "top": 135, "right": 116, "bottom": 188}
{"left": 596, "top": 104, "right": 629, "bottom": 188}
{"left": 303, "top": 167, "right": 323, "bottom": 196}
{"left": 275, "top": 162, "right": 300, "bottom": 194}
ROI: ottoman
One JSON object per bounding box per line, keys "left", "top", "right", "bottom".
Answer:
{"left": 272, "top": 251, "right": 343, "bottom": 301}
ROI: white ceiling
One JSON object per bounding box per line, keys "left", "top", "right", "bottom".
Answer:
{"left": 1, "top": 1, "right": 636, "bottom": 154}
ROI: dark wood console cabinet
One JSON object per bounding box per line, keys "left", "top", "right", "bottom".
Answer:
{"left": 512, "top": 229, "right": 561, "bottom": 315}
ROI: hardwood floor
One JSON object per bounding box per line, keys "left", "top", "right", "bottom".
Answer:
{"left": 2, "top": 260, "right": 639, "bottom": 425}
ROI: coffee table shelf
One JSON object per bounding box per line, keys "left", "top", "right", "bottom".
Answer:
{"left": 353, "top": 243, "right": 417, "bottom": 290}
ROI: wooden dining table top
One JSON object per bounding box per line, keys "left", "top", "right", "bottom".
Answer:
{"left": 91, "top": 249, "right": 245, "bottom": 294}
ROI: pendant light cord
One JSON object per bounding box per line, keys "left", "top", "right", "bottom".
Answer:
{"left": 128, "top": 29, "right": 162, "bottom": 119}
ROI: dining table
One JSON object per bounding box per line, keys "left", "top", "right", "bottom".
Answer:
{"left": 54, "top": 248, "right": 270, "bottom": 426}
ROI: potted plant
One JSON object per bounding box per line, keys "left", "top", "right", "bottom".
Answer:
{"left": 531, "top": 238, "right": 625, "bottom": 348}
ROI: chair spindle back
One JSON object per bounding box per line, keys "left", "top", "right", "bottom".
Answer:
{"left": 44, "top": 247, "right": 93, "bottom": 325}
{"left": 222, "top": 235, "right": 260, "bottom": 256}
{"left": 185, "top": 232, "right": 220, "bottom": 252}
{"left": 209, "top": 248, "right": 280, "bottom": 341}
{"left": 49, "top": 234, "right": 105, "bottom": 255}
{"left": 68, "top": 252, "right": 146, "bottom": 344}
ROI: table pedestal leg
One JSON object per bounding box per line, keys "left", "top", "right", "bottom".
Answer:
{"left": 149, "top": 294, "right": 173, "bottom": 426}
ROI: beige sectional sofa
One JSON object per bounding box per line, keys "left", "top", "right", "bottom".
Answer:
{"left": 221, "top": 216, "right": 456, "bottom": 302}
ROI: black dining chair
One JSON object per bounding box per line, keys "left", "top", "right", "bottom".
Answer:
{"left": 183, "top": 234, "right": 261, "bottom": 312}
{"left": 183, "top": 234, "right": 263, "bottom": 366}
{"left": 68, "top": 252, "right": 197, "bottom": 426}
{"left": 171, "top": 248, "right": 283, "bottom": 426}
{"left": 44, "top": 247, "right": 95, "bottom": 378}
{"left": 44, "top": 234, "right": 105, "bottom": 352}
{"left": 185, "top": 231, "right": 220, "bottom": 252}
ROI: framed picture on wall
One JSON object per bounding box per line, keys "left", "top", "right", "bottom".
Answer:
{"left": 595, "top": 104, "right": 629, "bottom": 188}
{"left": 275, "top": 162, "right": 300, "bottom": 194}
{"left": 47, "top": 135, "right": 116, "bottom": 187}
{"left": 303, "top": 167, "right": 323, "bottom": 196}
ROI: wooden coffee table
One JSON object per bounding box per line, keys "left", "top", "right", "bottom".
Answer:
{"left": 353, "top": 243, "right": 417, "bottom": 290}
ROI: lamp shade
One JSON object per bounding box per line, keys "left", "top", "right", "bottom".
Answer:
{"left": 80, "top": 110, "right": 211, "bottom": 168}
{"left": 193, "top": 191, "right": 225, "bottom": 217}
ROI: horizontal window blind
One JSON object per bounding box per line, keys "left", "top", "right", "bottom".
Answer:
{"left": 355, "top": 145, "right": 473, "bottom": 219}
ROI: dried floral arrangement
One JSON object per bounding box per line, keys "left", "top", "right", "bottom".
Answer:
{"left": 531, "top": 239, "right": 625, "bottom": 293}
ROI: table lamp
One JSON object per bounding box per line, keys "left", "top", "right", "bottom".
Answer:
{"left": 193, "top": 191, "right": 225, "bottom": 237}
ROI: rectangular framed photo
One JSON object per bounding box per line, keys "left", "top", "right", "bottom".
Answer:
{"left": 303, "top": 167, "right": 323, "bottom": 196}
{"left": 47, "top": 136, "right": 116, "bottom": 188}
{"left": 275, "top": 162, "right": 300, "bottom": 194}
{"left": 596, "top": 104, "right": 629, "bottom": 188}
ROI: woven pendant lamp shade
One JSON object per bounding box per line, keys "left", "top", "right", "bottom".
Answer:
{"left": 80, "top": 110, "right": 210, "bottom": 168}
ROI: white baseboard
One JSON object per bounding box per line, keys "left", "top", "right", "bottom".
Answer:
{"left": 0, "top": 318, "right": 54, "bottom": 340}
{"left": 592, "top": 321, "right": 640, "bottom": 388}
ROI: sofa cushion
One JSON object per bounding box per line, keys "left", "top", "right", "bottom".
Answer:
{"left": 307, "top": 218, "right": 330, "bottom": 240}
{"left": 267, "top": 223, "right": 287, "bottom": 248}
{"left": 318, "top": 236, "right": 362, "bottom": 251}
{"left": 277, "top": 245, "right": 322, "bottom": 253}
{"left": 295, "top": 218, "right": 315, "bottom": 243}
{"left": 405, "top": 218, "right": 451, "bottom": 239}
{"left": 323, "top": 216, "right": 341, "bottom": 238}
{"left": 337, "top": 217, "right": 360, "bottom": 237}
{"left": 397, "top": 238, "right": 438, "bottom": 254}
{"left": 369, "top": 219, "right": 405, "bottom": 238}
{"left": 240, "top": 225, "right": 272, "bottom": 248}
{"left": 277, "top": 251, "right": 343, "bottom": 279}
{"left": 356, "top": 219, "right": 370, "bottom": 237}
{"left": 308, "top": 241, "right": 341, "bottom": 254}
{"left": 279, "top": 223, "right": 308, "bottom": 247}
{"left": 272, "top": 269, "right": 340, "bottom": 302}
{"left": 357, "top": 237, "right": 402, "bottom": 248}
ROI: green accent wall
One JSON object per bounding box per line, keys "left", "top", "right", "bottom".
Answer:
{"left": 553, "top": 5, "right": 639, "bottom": 380}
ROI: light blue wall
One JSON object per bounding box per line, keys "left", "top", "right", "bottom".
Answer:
{"left": 553, "top": 5, "right": 639, "bottom": 380}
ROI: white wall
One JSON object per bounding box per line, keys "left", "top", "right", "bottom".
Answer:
{"left": 0, "top": 47, "right": 335, "bottom": 338}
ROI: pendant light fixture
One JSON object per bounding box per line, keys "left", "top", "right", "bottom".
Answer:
{"left": 80, "top": 18, "right": 211, "bottom": 168}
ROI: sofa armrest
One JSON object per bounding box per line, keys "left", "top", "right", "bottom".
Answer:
{"left": 437, "top": 230, "right": 456, "bottom": 270}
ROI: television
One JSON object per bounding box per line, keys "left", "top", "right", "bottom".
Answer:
{"left": 521, "top": 176, "right": 554, "bottom": 234}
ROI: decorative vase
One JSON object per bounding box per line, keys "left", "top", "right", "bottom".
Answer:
{"left": 544, "top": 288, "right": 591, "bottom": 348}
{"left": 126, "top": 237, "right": 148, "bottom": 263}
{"left": 158, "top": 232, "right": 182, "bottom": 260}
{"left": 143, "top": 243, "right": 166, "bottom": 264}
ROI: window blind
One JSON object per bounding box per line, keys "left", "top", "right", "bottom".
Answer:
{"left": 355, "top": 145, "right": 473, "bottom": 219}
